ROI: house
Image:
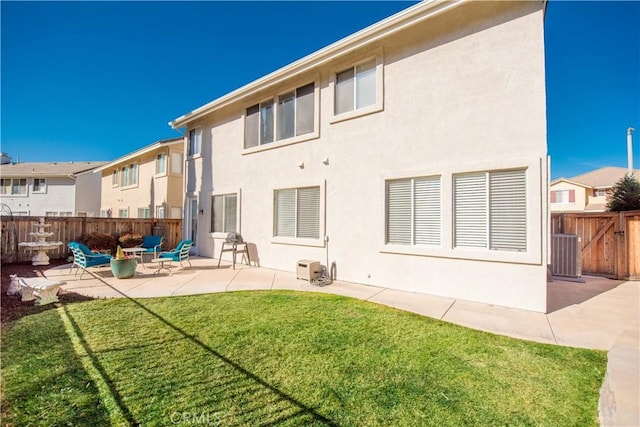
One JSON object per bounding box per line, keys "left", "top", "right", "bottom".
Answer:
{"left": 550, "top": 167, "right": 640, "bottom": 212}
{"left": 95, "top": 137, "right": 184, "bottom": 219}
{"left": 0, "top": 160, "right": 106, "bottom": 217}
{"left": 169, "top": 1, "right": 549, "bottom": 312}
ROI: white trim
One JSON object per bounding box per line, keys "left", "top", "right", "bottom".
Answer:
{"left": 169, "top": 0, "right": 465, "bottom": 128}
{"left": 329, "top": 48, "right": 385, "bottom": 123}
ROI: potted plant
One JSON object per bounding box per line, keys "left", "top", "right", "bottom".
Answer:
{"left": 110, "top": 245, "right": 137, "bottom": 279}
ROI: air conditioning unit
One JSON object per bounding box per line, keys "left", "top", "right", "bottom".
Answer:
{"left": 296, "top": 260, "right": 321, "bottom": 281}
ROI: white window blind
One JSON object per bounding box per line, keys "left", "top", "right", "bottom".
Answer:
{"left": 454, "top": 169, "right": 527, "bottom": 252}
{"left": 212, "top": 194, "right": 238, "bottom": 233}
{"left": 489, "top": 170, "right": 527, "bottom": 251}
{"left": 386, "top": 180, "right": 412, "bottom": 245}
{"left": 414, "top": 177, "right": 441, "bottom": 245}
{"left": 454, "top": 173, "right": 488, "bottom": 248}
{"left": 274, "top": 186, "right": 320, "bottom": 239}
{"left": 274, "top": 189, "right": 296, "bottom": 237}
{"left": 297, "top": 187, "right": 320, "bottom": 239}
{"left": 386, "top": 176, "right": 440, "bottom": 246}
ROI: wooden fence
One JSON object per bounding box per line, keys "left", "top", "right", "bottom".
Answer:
{"left": 551, "top": 210, "right": 640, "bottom": 280}
{"left": 1, "top": 216, "right": 183, "bottom": 264}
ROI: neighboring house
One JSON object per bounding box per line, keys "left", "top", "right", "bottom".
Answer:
{"left": 0, "top": 161, "right": 107, "bottom": 217}
{"left": 95, "top": 137, "right": 184, "bottom": 219}
{"left": 170, "top": 1, "right": 549, "bottom": 311}
{"left": 550, "top": 167, "right": 640, "bottom": 212}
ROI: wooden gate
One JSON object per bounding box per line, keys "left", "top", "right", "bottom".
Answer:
{"left": 551, "top": 210, "right": 640, "bottom": 280}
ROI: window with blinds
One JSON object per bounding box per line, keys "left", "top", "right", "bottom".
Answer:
{"left": 335, "top": 58, "right": 376, "bottom": 115}
{"left": 386, "top": 176, "right": 441, "bottom": 246}
{"left": 211, "top": 193, "right": 238, "bottom": 233}
{"left": 274, "top": 186, "right": 320, "bottom": 239}
{"left": 245, "top": 82, "right": 315, "bottom": 149}
{"left": 454, "top": 169, "right": 527, "bottom": 252}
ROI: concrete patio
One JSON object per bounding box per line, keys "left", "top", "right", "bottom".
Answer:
{"left": 43, "top": 256, "right": 638, "bottom": 426}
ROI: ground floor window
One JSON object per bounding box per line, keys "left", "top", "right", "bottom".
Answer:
{"left": 454, "top": 169, "right": 527, "bottom": 252}
{"left": 211, "top": 193, "right": 237, "bottom": 233}
{"left": 274, "top": 186, "right": 320, "bottom": 239}
{"left": 386, "top": 176, "right": 441, "bottom": 246}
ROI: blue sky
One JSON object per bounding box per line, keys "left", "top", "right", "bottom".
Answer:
{"left": 1, "top": 1, "right": 638, "bottom": 180}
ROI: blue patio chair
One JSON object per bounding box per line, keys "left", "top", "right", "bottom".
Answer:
{"left": 68, "top": 242, "right": 112, "bottom": 279}
{"left": 136, "top": 235, "right": 163, "bottom": 259}
{"left": 158, "top": 240, "right": 193, "bottom": 269}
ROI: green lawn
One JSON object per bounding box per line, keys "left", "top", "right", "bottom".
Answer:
{"left": 2, "top": 291, "right": 606, "bottom": 426}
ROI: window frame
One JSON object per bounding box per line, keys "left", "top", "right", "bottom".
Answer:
{"left": 32, "top": 178, "right": 47, "bottom": 194}
{"left": 155, "top": 152, "right": 167, "bottom": 175}
{"left": 385, "top": 175, "right": 442, "bottom": 247}
{"left": 120, "top": 163, "right": 138, "bottom": 188}
{"left": 0, "top": 178, "right": 27, "bottom": 196}
{"left": 210, "top": 192, "right": 239, "bottom": 235}
{"left": 272, "top": 184, "right": 325, "bottom": 247}
{"left": 330, "top": 49, "right": 384, "bottom": 124}
{"left": 453, "top": 169, "right": 527, "bottom": 252}
{"left": 187, "top": 128, "right": 202, "bottom": 158}
{"left": 243, "top": 78, "right": 320, "bottom": 154}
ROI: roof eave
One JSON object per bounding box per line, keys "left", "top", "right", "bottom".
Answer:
{"left": 169, "top": 0, "right": 466, "bottom": 129}
{"left": 94, "top": 138, "right": 183, "bottom": 173}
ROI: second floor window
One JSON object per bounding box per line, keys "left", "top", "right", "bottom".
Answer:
{"left": 335, "top": 58, "right": 376, "bottom": 115}
{"left": 245, "top": 83, "right": 315, "bottom": 149}
{"left": 156, "top": 153, "right": 167, "bottom": 175}
{"left": 0, "top": 178, "right": 27, "bottom": 195}
{"left": 121, "top": 164, "right": 138, "bottom": 187}
{"left": 188, "top": 129, "right": 201, "bottom": 156}
{"left": 551, "top": 190, "right": 574, "bottom": 204}
{"left": 32, "top": 178, "right": 46, "bottom": 193}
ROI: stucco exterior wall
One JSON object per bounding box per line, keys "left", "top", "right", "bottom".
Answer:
{"left": 1, "top": 176, "right": 77, "bottom": 216}
{"left": 100, "top": 147, "right": 184, "bottom": 218}
{"left": 74, "top": 170, "right": 103, "bottom": 216}
{"left": 186, "top": 1, "right": 549, "bottom": 311}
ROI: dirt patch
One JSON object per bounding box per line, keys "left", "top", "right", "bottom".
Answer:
{"left": 1, "top": 260, "right": 95, "bottom": 328}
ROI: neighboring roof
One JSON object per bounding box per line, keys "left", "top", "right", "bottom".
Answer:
{"left": 549, "top": 178, "right": 592, "bottom": 189}
{"left": 93, "top": 137, "right": 183, "bottom": 172}
{"left": 0, "top": 161, "right": 107, "bottom": 177}
{"left": 564, "top": 167, "right": 640, "bottom": 189}
{"left": 169, "top": 0, "right": 472, "bottom": 129}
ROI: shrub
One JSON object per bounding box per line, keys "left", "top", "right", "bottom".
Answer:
{"left": 607, "top": 174, "right": 640, "bottom": 211}
{"left": 79, "top": 232, "right": 116, "bottom": 252}
{"left": 118, "top": 232, "right": 144, "bottom": 248}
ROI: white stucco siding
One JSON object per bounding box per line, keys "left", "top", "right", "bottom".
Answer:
{"left": 75, "top": 171, "right": 102, "bottom": 216}
{"left": 3, "top": 176, "right": 77, "bottom": 216}
{"left": 192, "top": 1, "right": 548, "bottom": 311}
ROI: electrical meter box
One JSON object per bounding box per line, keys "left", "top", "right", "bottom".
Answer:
{"left": 296, "top": 260, "right": 321, "bottom": 281}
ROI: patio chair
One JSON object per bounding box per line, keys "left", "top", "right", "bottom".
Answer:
{"left": 136, "top": 235, "right": 163, "bottom": 259}
{"left": 157, "top": 240, "right": 193, "bottom": 269}
{"left": 68, "top": 242, "right": 112, "bottom": 279}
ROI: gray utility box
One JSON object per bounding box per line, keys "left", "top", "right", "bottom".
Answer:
{"left": 296, "top": 260, "right": 321, "bottom": 281}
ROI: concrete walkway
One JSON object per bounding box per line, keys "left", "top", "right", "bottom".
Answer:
{"left": 44, "top": 257, "right": 638, "bottom": 426}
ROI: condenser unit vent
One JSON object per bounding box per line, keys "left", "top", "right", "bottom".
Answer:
{"left": 296, "top": 260, "right": 321, "bottom": 281}
{"left": 551, "top": 234, "right": 582, "bottom": 278}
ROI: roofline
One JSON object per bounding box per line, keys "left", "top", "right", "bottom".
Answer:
{"left": 93, "top": 137, "right": 183, "bottom": 172}
{"left": 0, "top": 162, "right": 107, "bottom": 178}
{"left": 550, "top": 178, "right": 592, "bottom": 188}
{"left": 169, "top": 0, "right": 466, "bottom": 129}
